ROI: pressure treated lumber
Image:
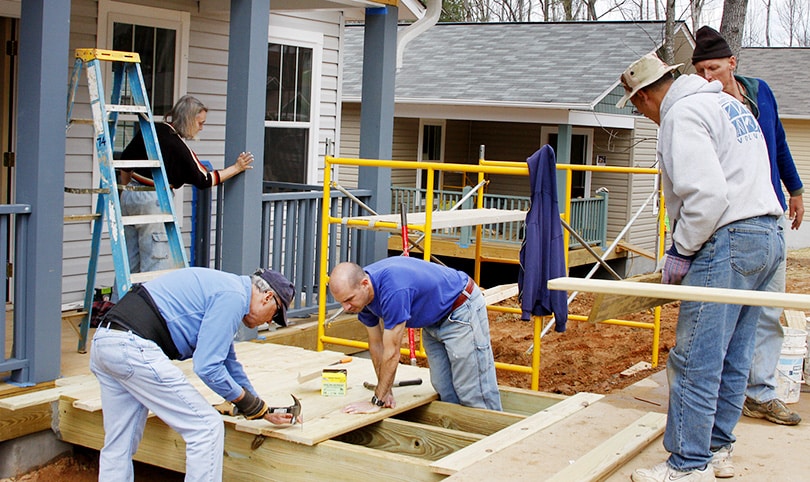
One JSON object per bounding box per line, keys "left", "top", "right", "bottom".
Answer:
{"left": 335, "top": 418, "right": 484, "bottom": 459}
{"left": 548, "top": 277, "right": 810, "bottom": 310}
{"left": 587, "top": 272, "right": 671, "bottom": 323}
{"left": 394, "top": 400, "right": 523, "bottom": 435}
{"left": 784, "top": 310, "right": 807, "bottom": 330}
{"left": 430, "top": 392, "right": 604, "bottom": 475}
{"left": 545, "top": 412, "right": 666, "bottom": 482}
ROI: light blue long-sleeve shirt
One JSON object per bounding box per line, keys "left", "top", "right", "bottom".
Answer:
{"left": 144, "top": 267, "right": 255, "bottom": 402}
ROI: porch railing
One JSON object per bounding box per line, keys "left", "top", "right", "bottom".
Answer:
{"left": 390, "top": 186, "right": 608, "bottom": 248}
{"left": 260, "top": 183, "right": 372, "bottom": 320}
{"left": 0, "top": 204, "right": 32, "bottom": 383}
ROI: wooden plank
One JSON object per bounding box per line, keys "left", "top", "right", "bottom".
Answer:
{"left": 0, "top": 379, "right": 99, "bottom": 410}
{"left": 548, "top": 277, "right": 810, "bottom": 310}
{"left": 347, "top": 208, "right": 526, "bottom": 231}
{"left": 394, "top": 400, "right": 524, "bottom": 436}
{"left": 58, "top": 397, "right": 446, "bottom": 481}
{"left": 0, "top": 404, "right": 52, "bottom": 442}
{"left": 258, "top": 316, "right": 368, "bottom": 352}
{"left": 784, "top": 310, "right": 807, "bottom": 330}
{"left": 483, "top": 283, "right": 518, "bottom": 305}
{"left": 545, "top": 412, "right": 667, "bottom": 482}
{"left": 334, "top": 418, "right": 484, "bottom": 459}
{"left": 498, "top": 386, "right": 566, "bottom": 416}
{"left": 430, "top": 392, "right": 604, "bottom": 475}
{"left": 587, "top": 272, "right": 671, "bottom": 323}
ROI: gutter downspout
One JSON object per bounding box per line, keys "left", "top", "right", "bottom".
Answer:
{"left": 397, "top": 0, "right": 442, "bottom": 71}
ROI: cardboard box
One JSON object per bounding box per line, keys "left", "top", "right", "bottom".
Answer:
{"left": 321, "top": 368, "right": 347, "bottom": 397}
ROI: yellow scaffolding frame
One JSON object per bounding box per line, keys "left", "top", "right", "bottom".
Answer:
{"left": 317, "top": 154, "right": 665, "bottom": 390}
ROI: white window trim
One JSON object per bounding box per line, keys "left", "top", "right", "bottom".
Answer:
{"left": 416, "top": 119, "right": 446, "bottom": 194}
{"left": 267, "top": 26, "right": 323, "bottom": 184}
{"left": 94, "top": 1, "right": 191, "bottom": 228}
{"left": 541, "top": 126, "right": 594, "bottom": 197}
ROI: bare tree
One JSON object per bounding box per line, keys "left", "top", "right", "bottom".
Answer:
{"left": 662, "top": 0, "right": 677, "bottom": 63}
{"left": 720, "top": 0, "right": 749, "bottom": 57}
{"left": 777, "top": 0, "right": 810, "bottom": 46}
{"left": 691, "top": 0, "right": 706, "bottom": 32}
{"left": 761, "top": 0, "right": 772, "bottom": 46}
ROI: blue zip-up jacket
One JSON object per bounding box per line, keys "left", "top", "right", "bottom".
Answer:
{"left": 736, "top": 75, "right": 803, "bottom": 210}
{"left": 518, "top": 145, "right": 568, "bottom": 331}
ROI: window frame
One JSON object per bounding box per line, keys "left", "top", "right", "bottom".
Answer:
{"left": 266, "top": 26, "right": 322, "bottom": 185}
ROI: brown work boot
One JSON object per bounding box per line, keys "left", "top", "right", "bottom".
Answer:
{"left": 742, "top": 397, "right": 801, "bottom": 425}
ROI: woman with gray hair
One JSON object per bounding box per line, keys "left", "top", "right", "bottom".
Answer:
{"left": 120, "top": 95, "right": 254, "bottom": 274}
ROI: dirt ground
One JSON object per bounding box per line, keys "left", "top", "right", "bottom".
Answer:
{"left": 5, "top": 248, "right": 810, "bottom": 481}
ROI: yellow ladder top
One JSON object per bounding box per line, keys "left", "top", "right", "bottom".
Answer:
{"left": 75, "top": 48, "right": 140, "bottom": 63}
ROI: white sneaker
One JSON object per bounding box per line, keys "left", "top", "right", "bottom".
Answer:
{"left": 631, "top": 461, "right": 716, "bottom": 482}
{"left": 710, "top": 446, "right": 734, "bottom": 478}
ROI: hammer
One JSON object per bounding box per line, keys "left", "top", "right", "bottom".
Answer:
{"left": 363, "top": 379, "right": 423, "bottom": 390}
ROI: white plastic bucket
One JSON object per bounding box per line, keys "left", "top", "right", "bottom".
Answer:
{"left": 776, "top": 329, "right": 807, "bottom": 404}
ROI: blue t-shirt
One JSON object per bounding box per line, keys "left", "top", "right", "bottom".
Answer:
{"left": 358, "top": 257, "right": 468, "bottom": 330}
{"left": 144, "top": 267, "right": 254, "bottom": 402}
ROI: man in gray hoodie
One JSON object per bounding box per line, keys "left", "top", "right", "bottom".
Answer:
{"left": 616, "top": 53, "right": 784, "bottom": 482}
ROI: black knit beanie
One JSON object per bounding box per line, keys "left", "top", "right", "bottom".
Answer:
{"left": 692, "top": 26, "right": 734, "bottom": 64}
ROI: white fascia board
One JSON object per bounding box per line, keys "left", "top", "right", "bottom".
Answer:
{"left": 780, "top": 114, "right": 810, "bottom": 120}
{"left": 568, "top": 110, "right": 637, "bottom": 129}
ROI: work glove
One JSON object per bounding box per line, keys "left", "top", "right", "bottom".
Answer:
{"left": 661, "top": 245, "right": 693, "bottom": 285}
{"left": 234, "top": 388, "right": 269, "bottom": 420}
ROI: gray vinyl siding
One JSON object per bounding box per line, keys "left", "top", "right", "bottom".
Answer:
{"left": 60, "top": 3, "right": 344, "bottom": 306}
{"left": 626, "top": 118, "right": 661, "bottom": 258}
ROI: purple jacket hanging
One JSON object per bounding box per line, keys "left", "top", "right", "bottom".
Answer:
{"left": 518, "top": 145, "right": 568, "bottom": 331}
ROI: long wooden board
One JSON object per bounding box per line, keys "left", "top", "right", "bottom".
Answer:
{"left": 545, "top": 412, "right": 666, "bottom": 482}
{"left": 548, "top": 277, "right": 810, "bottom": 310}
{"left": 430, "top": 392, "right": 604, "bottom": 475}
{"left": 344, "top": 208, "right": 527, "bottom": 231}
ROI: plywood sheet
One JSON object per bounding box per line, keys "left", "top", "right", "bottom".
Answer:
{"left": 64, "top": 343, "right": 435, "bottom": 447}
{"left": 344, "top": 208, "right": 527, "bottom": 231}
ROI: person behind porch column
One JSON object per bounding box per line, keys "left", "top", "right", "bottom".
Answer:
{"left": 328, "top": 257, "right": 502, "bottom": 412}
{"left": 90, "top": 267, "right": 299, "bottom": 482}
{"left": 120, "top": 95, "right": 254, "bottom": 273}
{"left": 692, "top": 25, "right": 805, "bottom": 432}
{"left": 616, "top": 53, "right": 784, "bottom": 482}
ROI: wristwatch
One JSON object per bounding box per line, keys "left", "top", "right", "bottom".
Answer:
{"left": 370, "top": 395, "right": 385, "bottom": 407}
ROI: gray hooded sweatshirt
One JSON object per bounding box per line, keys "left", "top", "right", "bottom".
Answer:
{"left": 657, "top": 74, "right": 783, "bottom": 257}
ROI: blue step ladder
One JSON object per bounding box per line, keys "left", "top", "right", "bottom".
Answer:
{"left": 66, "top": 49, "right": 188, "bottom": 353}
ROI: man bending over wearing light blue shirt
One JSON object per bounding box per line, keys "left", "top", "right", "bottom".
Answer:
{"left": 90, "top": 267, "right": 299, "bottom": 482}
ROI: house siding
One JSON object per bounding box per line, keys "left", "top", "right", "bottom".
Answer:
{"left": 60, "top": 3, "right": 343, "bottom": 306}
{"left": 782, "top": 118, "right": 810, "bottom": 249}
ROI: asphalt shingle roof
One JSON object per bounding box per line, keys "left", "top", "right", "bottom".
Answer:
{"left": 343, "top": 21, "right": 680, "bottom": 106}
{"left": 738, "top": 48, "right": 810, "bottom": 117}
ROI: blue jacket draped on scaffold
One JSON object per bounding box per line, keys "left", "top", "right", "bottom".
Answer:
{"left": 519, "top": 145, "right": 568, "bottom": 331}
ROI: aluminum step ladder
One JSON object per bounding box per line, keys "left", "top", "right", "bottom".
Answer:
{"left": 66, "top": 49, "right": 188, "bottom": 352}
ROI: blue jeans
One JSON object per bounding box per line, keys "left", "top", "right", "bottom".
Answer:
{"left": 90, "top": 327, "right": 224, "bottom": 482}
{"left": 421, "top": 286, "right": 502, "bottom": 410}
{"left": 120, "top": 181, "right": 174, "bottom": 274}
{"left": 746, "top": 215, "right": 788, "bottom": 403}
{"left": 664, "top": 215, "right": 783, "bottom": 471}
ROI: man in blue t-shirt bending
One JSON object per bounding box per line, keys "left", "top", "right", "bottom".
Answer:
{"left": 329, "top": 257, "right": 502, "bottom": 413}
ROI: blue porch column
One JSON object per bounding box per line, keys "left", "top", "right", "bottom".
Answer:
{"left": 16, "top": 0, "right": 70, "bottom": 383}
{"left": 357, "top": 6, "right": 397, "bottom": 265}
{"left": 222, "top": 0, "right": 269, "bottom": 340}
{"left": 555, "top": 123, "right": 572, "bottom": 215}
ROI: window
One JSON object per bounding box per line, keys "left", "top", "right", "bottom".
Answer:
{"left": 263, "top": 27, "right": 321, "bottom": 188}
{"left": 264, "top": 43, "right": 313, "bottom": 185}
{"left": 417, "top": 120, "right": 445, "bottom": 193}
